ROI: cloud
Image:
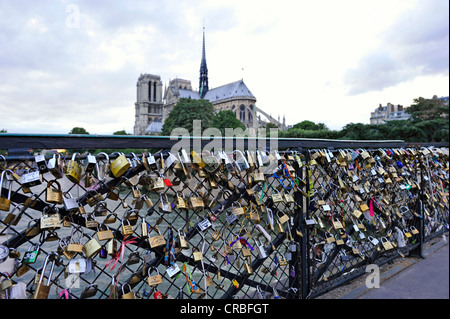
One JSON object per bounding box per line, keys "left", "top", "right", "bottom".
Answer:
{"left": 344, "top": 0, "right": 449, "bottom": 95}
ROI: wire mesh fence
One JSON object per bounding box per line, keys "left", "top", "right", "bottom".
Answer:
{"left": 0, "top": 135, "right": 448, "bottom": 299}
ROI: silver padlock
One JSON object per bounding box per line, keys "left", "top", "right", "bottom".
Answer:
{"left": 84, "top": 153, "right": 97, "bottom": 174}
{"left": 63, "top": 192, "right": 78, "bottom": 212}
{"left": 35, "top": 154, "right": 48, "bottom": 174}
{"left": 234, "top": 150, "right": 249, "bottom": 171}
{"left": 255, "top": 238, "right": 267, "bottom": 259}
{"left": 47, "top": 153, "right": 63, "bottom": 179}
{"left": 21, "top": 169, "right": 42, "bottom": 188}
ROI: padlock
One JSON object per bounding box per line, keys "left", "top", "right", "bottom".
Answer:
{"left": 80, "top": 283, "right": 98, "bottom": 299}
{"left": 33, "top": 252, "right": 61, "bottom": 299}
{"left": 67, "top": 227, "right": 84, "bottom": 253}
{"left": 84, "top": 213, "right": 98, "bottom": 229}
{"left": 192, "top": 247, "right": 203, "bottom": 262}
{"left": 63, "top": 192, "right": 78, "bottom": 212}
{"left": 151, "top": 175, "right": 166, "bottom": 192}
{"left": 22, "top": 243, "right": 40, "bottom": 264}
{"left": 189, "top": 192, "right": 204, "bottom": 210}
{"left": 40, "top": 207, "right": 61, "bottom": 230}
{"left": 67, "top": 258, "right": 87, "bottom": 274}
{"left": 177, "top": 229, "right": 190, "bottom": 250}
{"left": 226, "top": 210, "right": 238, "bottom": 225}
{"left": 46, "top": 180, "right": 63, "bottom": 204}
{"left": 271, "top": 188, "right": 284, "bottom": 204}
{"left": 96, "top": 152, "right": 110, "bottom": 181}
{"left": 110, "top": 153, "right": 131, "bottom": 178}
{"left": 148, "top": 227, "right": 166, "bottom": 248}
{"left": 47, "top": 153, "right": 63, "bottom": 179}
{"left": 107, "top": 239, "right": 117, "bottom": 257}
{"left": 97, "top": 224, "right": 114, "bottom": 241}
{"left": 82, "top": 234, "right": 102, "bottom": 258}
{"left": 84, "top": 153, "right": 97, "bottom": 174}
{"left": 3, "top": 203, "right": 24, "bottom": 225}
{"left": 141, "top": 217, "right": 149, "bottom": 238}
{"left": 231, "top": 202, "right": 245, "bottom": 216}
{"left": 121, "top": 219, "right": 134, "bottom": 236}
{"left": 147, "top": 267, "right": 163, "bottom": 286}
{"left": 143, "top": 152, "right": 158, "bottom": 171}
{"left": 255, "top": 238, "right": 267, "bottom": 259}
{"left": 0, "top": 170, "right": 13, "bottom": 211}
{"left": 234, "top": 150, "right": 250, "bottom": 171}
{"left": 65, "top": 153, "right": 82, "bottom": 184}
{"left": 175, "top": 191, "right": 188, "bottom": 210}
{"left": 124, "top": 208, "right": 139, "bottom": 225}
{"left": 158, "top": 193, "right": 172, "bottom": 213}
{"left": 381, "top": 237, "right": 394, "bottom": 250}
{"left": 121, "top": 284, "right": 135, "bottom": 299}
{"left": 106, "top": 186, "right": 121, "bottom": 201}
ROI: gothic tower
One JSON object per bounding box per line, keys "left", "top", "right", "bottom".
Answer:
{"left": 199, "top": 27, "right": 209, "bottom": 98}
{"left": 133, "top": 74, "right": 164, "bottom": 135}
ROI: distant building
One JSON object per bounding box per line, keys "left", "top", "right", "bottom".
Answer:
{"left": 133, "top": 28, "right": 285, "bottom": 135}
{"left": 370, "top": 102, "right": 411, "bottom": 125}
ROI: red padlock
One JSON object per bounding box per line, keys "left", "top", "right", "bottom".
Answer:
{"left": 154, "top": 290, "right": 163, "bottom": 299}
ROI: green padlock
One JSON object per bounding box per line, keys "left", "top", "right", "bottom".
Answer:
{"left": 23, "top": 244, "right": 40, "bottom": 264}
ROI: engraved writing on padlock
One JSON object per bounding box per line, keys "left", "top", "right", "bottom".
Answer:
{"left": 0, "top": 170, "right": 13, "bottom": 211}
{"left": 147, "top": 267, "right": 163, "bottom": 286}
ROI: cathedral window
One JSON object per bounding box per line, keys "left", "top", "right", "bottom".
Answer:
{"left": 239, "top": 105, "right": 245, "bottom": 122}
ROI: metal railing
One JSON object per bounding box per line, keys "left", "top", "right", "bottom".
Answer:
{"left": 0, "top": 134, "right": 448, "bottom": 299}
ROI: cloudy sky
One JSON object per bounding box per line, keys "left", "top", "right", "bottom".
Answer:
{"left": 0, "top": 0, "right": 448, "bottom": 135}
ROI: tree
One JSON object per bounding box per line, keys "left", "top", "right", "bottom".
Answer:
{"left": 113, "top": 130, "right": 130, "bottom": 135}
{"left": 407, "top": 95, "right": 449, "bottom": 121}
{"left": 210, "top": 110, "right": 246, "bottom": 136}
{"left": 292, "top": 120, "right": 328, "bottom": 131}
{"left": 69, "top": 127, "right": 89, "bottom": 134}
{"left": 161, "top": 98, "right": 215, "bottom": 136}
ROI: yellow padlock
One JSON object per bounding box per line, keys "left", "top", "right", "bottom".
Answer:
{"left": 110, "top": 153, "right": 131, "bottom": 178}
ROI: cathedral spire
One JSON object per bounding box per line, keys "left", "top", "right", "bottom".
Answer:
{"left": 199, "top": 26, "right": 209, "bottom": 98}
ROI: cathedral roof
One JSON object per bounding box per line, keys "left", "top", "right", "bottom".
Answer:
{"left": 203, "top": 79, "right": 256, "bottom": 103}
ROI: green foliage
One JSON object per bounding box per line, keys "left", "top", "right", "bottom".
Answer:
{"left": 292, "top": 120, "right": 328, "bottom": 131}
{"left": 161, "top": 98, "right": 215, "bottom": 136}
{"left": 407, "top": 95, "right": 449, "bottom": 121}
{"left": 210, "top": 110, "right": 246, "bottom": 136}
{"left": 113, "top": 130, "right": 130, "bottom": 135}
{"left": 69, "top": 127, "right": 89, "bottom": 134}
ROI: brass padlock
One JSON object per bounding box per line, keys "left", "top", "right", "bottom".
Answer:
{"left": 148, "top": 227, "right": 166, "bottom": 248}
{"left": 46, "top": 180, "right": 63, "bottom": 204}
{"left": 110, "top": 153, "right": 131, "bottom": 178}
{"left": 192, "top": 247, "right": 203, "bottom": 262}
{"left": 33, "top": 252, "right": 60, "bottom": 299}
{"left": 40, "top": 207, "right": 61, "bottom": 230}
{"left": 97, "top": 224, "right": 114, "bottom": 241}
{"left": 189, "top": 192, "right": 204, "bottom": 210}
{"left": 3, "top": 203, "right": 24, "bottom": 225}
{"left": 271, "top": 189, "right": 284, "bottom": 204}
{"left": 121, "top": 219, "right": 134, "bottom": 236}
{"left": 381, "top": 237, "right": 394, "bottom": 250}
{"left": 107, "top": 187, "right": 121, "bottom": 201}
{"left": 231, "top": 202, "right": 245, "bottom": 216}
{"left": 65, "top": 153, "right": 82, "bottom": 184}
{"left": 121, "top": 284, "right": 135, "bottom": 299}
{"left": 83, "top": 235, "right": 102, "bottom": 258}
{"left": 147, "top": 267, "right": 163, "bottom": 286}
{"left": 176, "top": 191, "right": 188, "bottom": 210}
{"left": 177, "top": 229, "right": 190, "bottom": 250}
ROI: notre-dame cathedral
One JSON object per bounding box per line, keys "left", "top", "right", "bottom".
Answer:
{"left": 133, "top": 29, "right": 285, "bottom": 135}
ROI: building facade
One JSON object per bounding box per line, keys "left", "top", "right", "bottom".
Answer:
{"left": 370, "top": 102, "right": 411, "bottom": 125}
{"left": 133, "top": 29, "right": 284, "bottom": 135}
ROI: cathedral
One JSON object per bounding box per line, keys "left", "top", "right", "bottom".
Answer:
{"left": 133, "top": 29, "right": 285, "bottom": 135}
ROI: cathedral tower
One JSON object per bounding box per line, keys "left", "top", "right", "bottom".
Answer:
{"left": 199, "top": 27, "right": 209, "bottom": 99}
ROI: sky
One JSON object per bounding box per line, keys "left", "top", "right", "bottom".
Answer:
{"left": 0, "top": 0, "right": 448, "bottom": 135}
